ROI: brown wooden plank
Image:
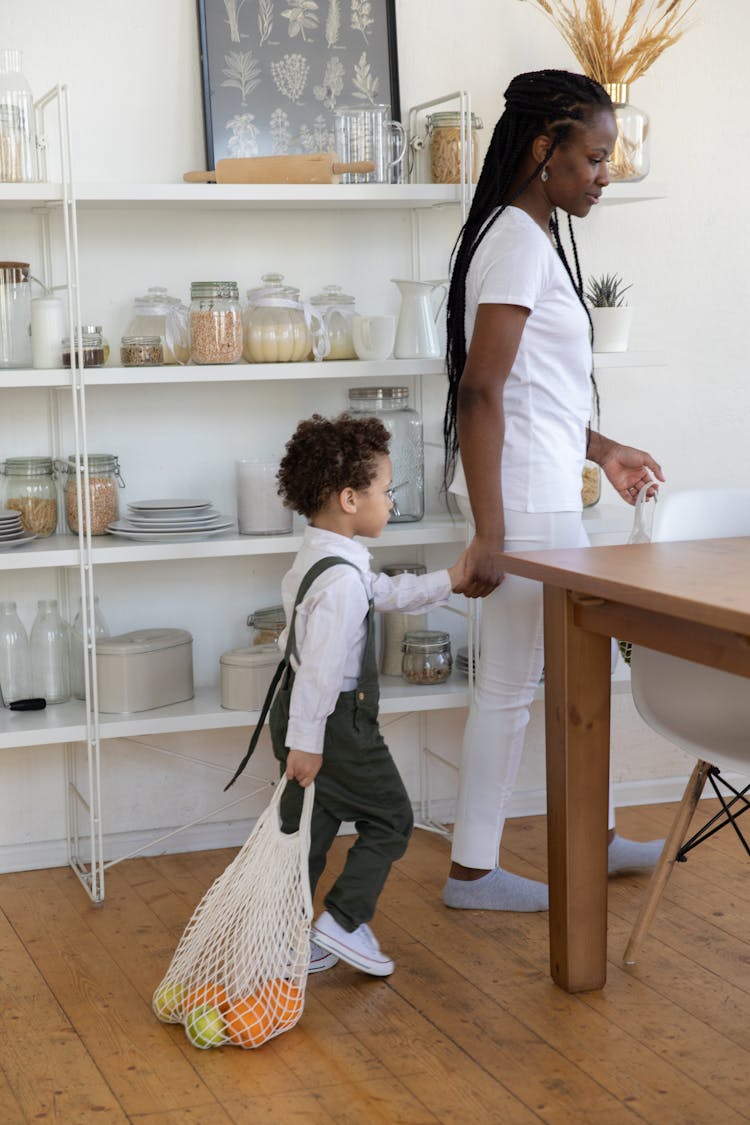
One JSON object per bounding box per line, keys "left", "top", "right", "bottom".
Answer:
{"left": 0, "top": 869, "right": 224, "bottom": 1119}
{"left": 0, "top": 905, "right": 126, "bottom": 1123}
{"left": 388, "top": 831, "right": 746, "bottom": 1124}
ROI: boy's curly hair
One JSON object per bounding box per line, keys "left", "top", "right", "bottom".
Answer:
{"left": 277, "top": 412, "right": 391, "bottom": 520}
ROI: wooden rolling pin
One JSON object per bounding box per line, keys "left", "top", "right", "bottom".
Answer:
{"left": 183, "top": 153, "right": 376, "bottom": 185}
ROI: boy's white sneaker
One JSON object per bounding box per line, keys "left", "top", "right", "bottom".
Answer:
{"left": 308, "top": 938, "right": 339, "bottom": 973}
{"left": 312, "top": 910, "right": 394, "bottom": 977}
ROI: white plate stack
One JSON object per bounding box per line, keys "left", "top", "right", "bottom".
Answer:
{"left": 107, "top": 498, "right": 235, "bottom": 542}
{"left": 0, "top": 508, "right": 37, "bottom": 550}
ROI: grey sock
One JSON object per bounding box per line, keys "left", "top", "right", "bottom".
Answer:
{"left": 608, "top": 834, "right": 664, "bottom": 875}
{"left": 443, "top": 867, "right": 549, "bottom": 912}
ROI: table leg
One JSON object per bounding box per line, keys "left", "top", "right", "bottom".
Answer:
{"left": 543, "top": 586, "right": 612, "bottom": 992}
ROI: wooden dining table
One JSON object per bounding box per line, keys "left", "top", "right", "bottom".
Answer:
{"left": 498, "top": 535, "right": 750, "bottom": 993}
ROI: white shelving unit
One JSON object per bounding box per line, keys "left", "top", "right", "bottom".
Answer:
{"left": 0, "top": 115, "right": 665, "bottom": 897}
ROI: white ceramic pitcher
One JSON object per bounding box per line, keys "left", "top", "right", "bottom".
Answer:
{"left": 391, "top": 279, "right": 448, "bottom": 359}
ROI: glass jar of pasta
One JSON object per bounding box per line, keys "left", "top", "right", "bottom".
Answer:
{"left": 426, "top": 111, "right": 483, "bottom": 184}
{"left": 64, "top": 454, "right": 124, "bottom": 535}
{"left": 0, "top": 456, "right": 58, "bottom": 537}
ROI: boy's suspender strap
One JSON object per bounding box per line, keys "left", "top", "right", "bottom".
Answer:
{"left": 224, "top": 555, "right": 356, "bottom": 791}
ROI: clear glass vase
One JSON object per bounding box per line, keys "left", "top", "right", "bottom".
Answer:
{"left": 604, "top": 84, "right": 650, "bottom": 183}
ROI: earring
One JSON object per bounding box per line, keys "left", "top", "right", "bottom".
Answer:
{"left": 541, "top": 168, "right": 549, "bottom": 183}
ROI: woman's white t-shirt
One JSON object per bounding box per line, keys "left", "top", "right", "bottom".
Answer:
{"left": 449, "top": 206, "right": 592, "bottom": 513}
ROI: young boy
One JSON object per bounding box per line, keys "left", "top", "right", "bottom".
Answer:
{"left": 272, "top": 412, "right": 467, "bottom": 977}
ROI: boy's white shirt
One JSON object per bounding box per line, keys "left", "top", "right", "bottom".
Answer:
{"left": 279, "top": 525, "right": 452, "bottom": 755}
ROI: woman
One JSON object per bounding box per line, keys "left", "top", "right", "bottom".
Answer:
{"left": 444, "top": 70, "right": 665, "bottom": 912}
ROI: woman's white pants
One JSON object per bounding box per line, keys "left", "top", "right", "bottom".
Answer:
{"left": 451, "top": 503, "right": 616, "bottom": 869}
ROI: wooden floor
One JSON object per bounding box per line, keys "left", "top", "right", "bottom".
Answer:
{"left": 0, "top": 799, "right": 749, "bottom": 1124}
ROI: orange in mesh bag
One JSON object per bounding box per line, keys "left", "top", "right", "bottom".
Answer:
{"left": 152, "top": 778, "right": 313, "bottom": 1049}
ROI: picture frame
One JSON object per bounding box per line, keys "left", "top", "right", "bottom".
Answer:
{"left": 196, "top": 0, "right": 401, "bottom": 170}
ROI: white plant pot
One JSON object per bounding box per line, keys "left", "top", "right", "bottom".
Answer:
{"left": 590, "top": 306, "right": 633, "bottom": 353}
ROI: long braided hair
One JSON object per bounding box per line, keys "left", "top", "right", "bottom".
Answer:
{"left": 443, "top": 69, "right": 612, "bottom": 486}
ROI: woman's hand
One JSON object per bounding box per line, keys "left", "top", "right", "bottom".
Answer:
{"left": 451, "top": 533, "right": 506, "bottom": 598}
{"left": 285, "top": 749, "right": 322, "bottom": 787}
{"left": 598, "top": 441, "right": 665, "bottom": 505}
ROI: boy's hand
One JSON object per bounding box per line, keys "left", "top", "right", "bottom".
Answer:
{"left": 447, "top": 545, "right": 473, "bottom": 592}
{"left": 286, "top": 749, "right": 322, "bottom": 787}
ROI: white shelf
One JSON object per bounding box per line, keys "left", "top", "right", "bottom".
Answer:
{"left": 0, "top": 179, "right": 666, "bottom": 213}
{"left": 0, "top": 678, "right": 470, "bottom": 750}
{"left": 75, "top": 358, "right": 442, "bottom": 386}
{"left": 594, "top": 350, "right": 666, "bottom": 369}
{"left": 0, "top": 516, "right": 467, "bottom": 572}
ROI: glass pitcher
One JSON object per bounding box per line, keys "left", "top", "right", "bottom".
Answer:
{"left": 333, "top": 105, "right": 406, "bottom": 184}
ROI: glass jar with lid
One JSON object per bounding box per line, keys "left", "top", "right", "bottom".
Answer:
{"left": 64, "top": 453, "right": 124, "bottom": 535}
{"left": 426, "top": 111, "right": 483, "bottom": 184}
{"left": 126, "top": 285, "right": 190, "bottom": 364}
{"left": 0, "top": 261, "right": 32, "bottom": 369}
{"left": 401, "top": 630, "right": 452, "bottom": 685}
{"left": 581, "top": 461, "right": 601, "bottom": 508}
{"left": 379, "top": 563, "right": 427, "bottom": 676}
{"left": 247, "top": 605, "right": 286, "bottom": 648}
{"left": 120, "top": 334, "right": 163, "bottom": 367}
{"left": 189, "top": 281, "right": 243, "bottom": 365}
{"left": 62, "top": 328, "right": 106, "bottom": 369}
{"left": 243, "top": 272, "right": 324, "bottom": 363}
{"left": 309, "top": 284, "right": 357, "bottom": 360}
{"left": 0, "top": 456, "right": 58, "bottom": 537}
{"left": 347, "top": 386, "right": 424, "bottom": 522}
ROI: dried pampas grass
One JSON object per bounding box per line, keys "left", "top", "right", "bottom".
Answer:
{"left": 527, "top": 0, "right": 698, "bottom": 84}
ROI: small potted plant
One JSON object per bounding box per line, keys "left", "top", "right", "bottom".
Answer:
{"left": 586, "top": 273, "right": 633, "bottom": 353}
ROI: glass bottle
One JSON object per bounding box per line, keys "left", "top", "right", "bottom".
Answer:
{"left": 0, "top": 456, "right": 58, "bottom": 536}
{"left": 189, "top": 281, "right": 243, "bottom": 365}
{"left": 603, "top": 84, "right": 650, "bottom": 183}
{"left": 0, "top": 49, "right": 38, "bottom": 183}
{"left": 30, "top": 598, "right": 70, "bottom": 704}
{"left": 0, "top": 260, "right": 33, "bottom": 369}
{"left": 379, "top": 563, "right": 428, "bottom": 676}
{"left": 69, "top": 595, "right": 110, "bottom": 700}
{"left": 309, "top": 284, "right": 357, "bottom": 360}
{"left": 401, "top": 630, "right": 452, "bottom": 685}
{"left": 0, "top": 600, "right": 31, "bottom": 704}
{"left": 347, "top": 386, "right": 424, "bottom": 522}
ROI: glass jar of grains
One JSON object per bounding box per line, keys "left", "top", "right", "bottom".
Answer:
{"left": 120, "top": 334, "right": 164, "bottom": 367}
{"left": 246, "top": 605, "right": 286, "bottom": 648}
{"left": 426, "top": 111, "right": 483, "bottom": 184}
{"left": 401, "top": 630, "right": 453, "bottom": 685}
{"left": 581, "top": 461, "right": 601, "bottom": 508}
{"left": 0, "top": 456, "right": 58, "bottom": 537}
{"left": 189, "top": 281, "right": 243, "bottom": 365}
{"left": 64, "top": 453, "right": 124, "bottom": 535}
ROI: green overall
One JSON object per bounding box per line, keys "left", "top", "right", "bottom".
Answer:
{"left": 271, "top": 556, "right": 414, "bottom": 933}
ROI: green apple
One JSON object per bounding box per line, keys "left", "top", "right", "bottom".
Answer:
{"left": 185, "top": 1004, "right": 226, "bottom": 1049}
{"left": 152, "top": 980, "right": 185, "bottom": 1022}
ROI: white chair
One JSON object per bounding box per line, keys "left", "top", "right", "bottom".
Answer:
{"left": 623, "top": 488, "right": 750, "bottom": 965}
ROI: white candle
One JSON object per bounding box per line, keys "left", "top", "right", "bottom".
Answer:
{"left": 31, "top": 296, "right": 64, "bottom": 369}
{"left": 235, "top": 459, "right": 293, "bottom": 535}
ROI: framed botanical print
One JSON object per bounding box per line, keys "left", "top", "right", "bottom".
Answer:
{"left": 196, "top": 0, "right": 401, "bottom": 168}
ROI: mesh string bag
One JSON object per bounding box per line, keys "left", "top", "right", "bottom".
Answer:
{"left": 152, "top": 777, "right": 314, "bottom": 1049}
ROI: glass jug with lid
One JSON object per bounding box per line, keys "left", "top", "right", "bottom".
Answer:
{"left": 0, "top": 260, "right": 32, "bottom": 369}
{"left": 0, "top": 456, "right": 58, "bottom": 537}
{"left": 126, "top": 286, "right": 190, "bottom": 364}
{"left": 309, "top": 284, "right": 356, "bottom": 360}
{"left": 243, "top": 272, "right": 326, "bottom": 363}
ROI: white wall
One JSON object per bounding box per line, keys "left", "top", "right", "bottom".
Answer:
{"left": 1, "top": 0, "right": 740, "bottom": 870}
